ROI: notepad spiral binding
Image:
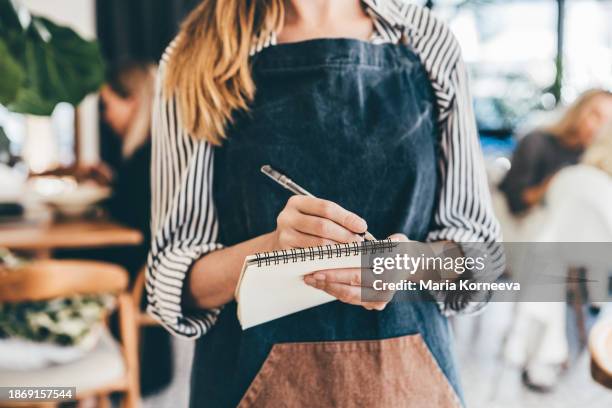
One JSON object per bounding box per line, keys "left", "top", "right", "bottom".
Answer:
{"left": 253, "top": 239, "right": 397, "bottom": 267}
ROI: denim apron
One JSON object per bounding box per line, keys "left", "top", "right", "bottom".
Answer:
{"left": 192, "top": 39, "right": 463, "bottom": 408}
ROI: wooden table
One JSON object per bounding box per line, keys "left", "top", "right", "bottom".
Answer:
{"left": 590, "top": 318, "right": 612, "bottom": 389}
{"left": 0, "top": 219, "right": 143, "bottom": 254}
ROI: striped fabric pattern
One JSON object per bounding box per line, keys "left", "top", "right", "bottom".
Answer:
{"left": 147, "top": 0, "right": 503, "bottom": 338}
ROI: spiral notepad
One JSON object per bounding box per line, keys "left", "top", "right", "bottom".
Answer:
{"left": 236, "top": 240, "right": 395, "bottom": 329}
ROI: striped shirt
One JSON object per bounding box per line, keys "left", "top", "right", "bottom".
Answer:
{"left": 147, "top": 0, "right": 503, "bottom": 338}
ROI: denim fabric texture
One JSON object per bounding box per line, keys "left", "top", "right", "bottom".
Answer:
{"left": 191, "top": 39, "right": 463, "bottom": 407}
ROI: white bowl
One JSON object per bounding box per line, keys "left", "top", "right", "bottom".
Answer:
{"left": 29, "top": 177, "right": 111, "bottom": 217}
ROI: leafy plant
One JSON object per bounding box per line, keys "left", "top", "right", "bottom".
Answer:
{"left": 0, "top": 0, "right": 105, "bottom": 115}
{"left": 0, "top": 294, "right": 114, "bottom": 346}
{"left": 0, "top": 250, "right": 114, "bottom": 346}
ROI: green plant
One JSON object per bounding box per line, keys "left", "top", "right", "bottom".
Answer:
{"left": 0, "top": 294, "right": 114, "bottom": 346}
{"left": 0, "top": 0, "right": 104, "bottom": 116}
{"left": 0, "top": 250, "right": 113, "bottom": 346}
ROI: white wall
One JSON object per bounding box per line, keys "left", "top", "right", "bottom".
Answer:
{"left": 18, "top": 0, "right": 99, "bottom": 165}
{"left": 18, "top": 0, "right": 96, "bottom": 39}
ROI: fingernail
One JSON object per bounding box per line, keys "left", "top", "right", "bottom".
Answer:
{"left": 304, "top": 276, "right": 315, "bottom": 286}
{"left": 314, "top": 272, "right": 326, "bottom": 281}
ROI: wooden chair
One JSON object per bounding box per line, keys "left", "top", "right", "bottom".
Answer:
{"left": 0, "top": 260, "right": 140, "bottom": 407}
{"left": 132, "top": 266, "right": 159, "bottom": 331}
{"left": 590, "top": 318, "right": 612, "bottom": 389}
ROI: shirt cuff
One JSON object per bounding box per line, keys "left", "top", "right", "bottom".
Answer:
{"left": 426, "top": 239, "right": 506, "bottom": 316}
{"left": 146, "top": 243, "right": 224, "bottom": 339}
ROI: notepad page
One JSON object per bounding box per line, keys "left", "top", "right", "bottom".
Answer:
{"left": 236, "top": 253, "right": 362, "bottom": 330}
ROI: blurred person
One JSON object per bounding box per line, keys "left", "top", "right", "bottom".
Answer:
{"left": 504, "top": 121, "right": 612, "bottom": 391}
{"left": 99, "top": 61, "right": 156, "bottom": 262}
{"left": 100, "top": 62, "right": 175, "bottom": 396}
{"left": 57, "top": 63, "right": 155, "bottom": 276}
{"left": 500, "top": 89, "right": 612, "bottom": 215}
{"left": 57, "top": 61, "right": 156, "bottom": 276}
{"left": 60, "top": 61, "right": 173, "bottom": 396}
{"left": 544, "top": 121, "right": 612, "bottom": 241}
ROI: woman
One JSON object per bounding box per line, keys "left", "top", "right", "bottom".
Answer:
{"left": 544, "top": 122, "right": 612, "bottom": 242}
{"left": 500, "top": 89, "right": 612, "bottom": 215}
{"left": 57, "top": 61, "right": 156, "bottom": 274}
{"left": 505, "top": 122, "right": 612, "bottom": 391}
{"left": 100, "top": 62, "right": 176, "bottom": 395}
{"left": 147, "top": 1, "right": 502, "bottom": 407}
{"left": 99, "top": 61, "right": 156, "bottom": 259}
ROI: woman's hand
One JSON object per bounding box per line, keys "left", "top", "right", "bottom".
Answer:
{"left": 271, "top": 196, "right": 368, "bottom": 249}
{"left": 186, "top": 196, "right": 368, "bottom": 310}
{"left": 304, "top": 233, "right": 409, "bottom": 311}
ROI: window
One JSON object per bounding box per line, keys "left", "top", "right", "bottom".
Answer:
{"left": 419, "top": 0, "right": 612, "bottom": 138}
{"left": 563, "top": 0, "right": 612, "bottom": 101}
{"left": 0, "top": 103, "right": 75, "bottom": 172}
{"left": 0, "top": 106, "right": 26, "bottom": 158}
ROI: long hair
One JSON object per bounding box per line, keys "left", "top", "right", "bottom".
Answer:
{"left": 164, "top": 0, "right": 285, "bottom": 145}
{"left": 107, "top": 62, "right": 157, "bottom": 158}
{"left": 546, "top": 89, "right": 612, "bottom": 143}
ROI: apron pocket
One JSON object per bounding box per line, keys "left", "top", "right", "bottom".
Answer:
{"left": 238, "top": 334, "right": 461, "bottom": 408}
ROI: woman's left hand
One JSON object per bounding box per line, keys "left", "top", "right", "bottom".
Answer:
{"left": 303, "top": 233, "right": 409, "bottom": 311}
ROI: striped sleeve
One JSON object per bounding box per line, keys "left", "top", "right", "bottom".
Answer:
{"left": 399, "top": 4, "right": 505, "bottom": 314}
{"left": 145, "top": 50, "right": 223, "bottom": 338}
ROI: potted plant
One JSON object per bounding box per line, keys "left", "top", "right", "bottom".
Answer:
{"left": 0, "top": 0, "right": 104, "bottom": 170}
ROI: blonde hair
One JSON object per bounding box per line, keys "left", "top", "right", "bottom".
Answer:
{"left": 547, "top": 89, "right": 612, "bottom": 142}
{"left": 582, "top": 121, "right": 612, "bottom": 176}
{"left": 164, "top": 0, "right": 285, "bottom": 145}
{"left": 107, "top": 62, "right": 157, "bottom": 158}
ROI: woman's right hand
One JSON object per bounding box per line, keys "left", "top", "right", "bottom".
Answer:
{"left": 271, "top": 196, "right": 368, "bottom": 249}
{"left": 187, "top": 196, "right": 368, "bottom": 309}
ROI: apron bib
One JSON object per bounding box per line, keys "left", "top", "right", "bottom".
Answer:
{"left": 192, "top": 39, "right": 462, "bottom": 408}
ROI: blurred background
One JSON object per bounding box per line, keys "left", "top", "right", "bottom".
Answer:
{"left": 1, "top": 0, "right": 612, "bottom": 407}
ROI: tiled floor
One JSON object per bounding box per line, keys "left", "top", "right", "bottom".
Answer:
{"left": 143, "top": 337, "right": 193, "bottom": 408}
{"left": 454, "top": 302, "right": 612, "bottom": 408}
{"left": 144, "top": 302, "right": 612, "bottom": 407}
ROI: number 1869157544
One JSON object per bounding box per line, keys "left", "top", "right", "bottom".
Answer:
{"left": 1, "top": 387, "right": 75, "bottom": 402}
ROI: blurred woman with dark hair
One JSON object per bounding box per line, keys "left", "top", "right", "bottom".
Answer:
{"left": 500, "top": 89, "right": 612, "bottom": 215}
